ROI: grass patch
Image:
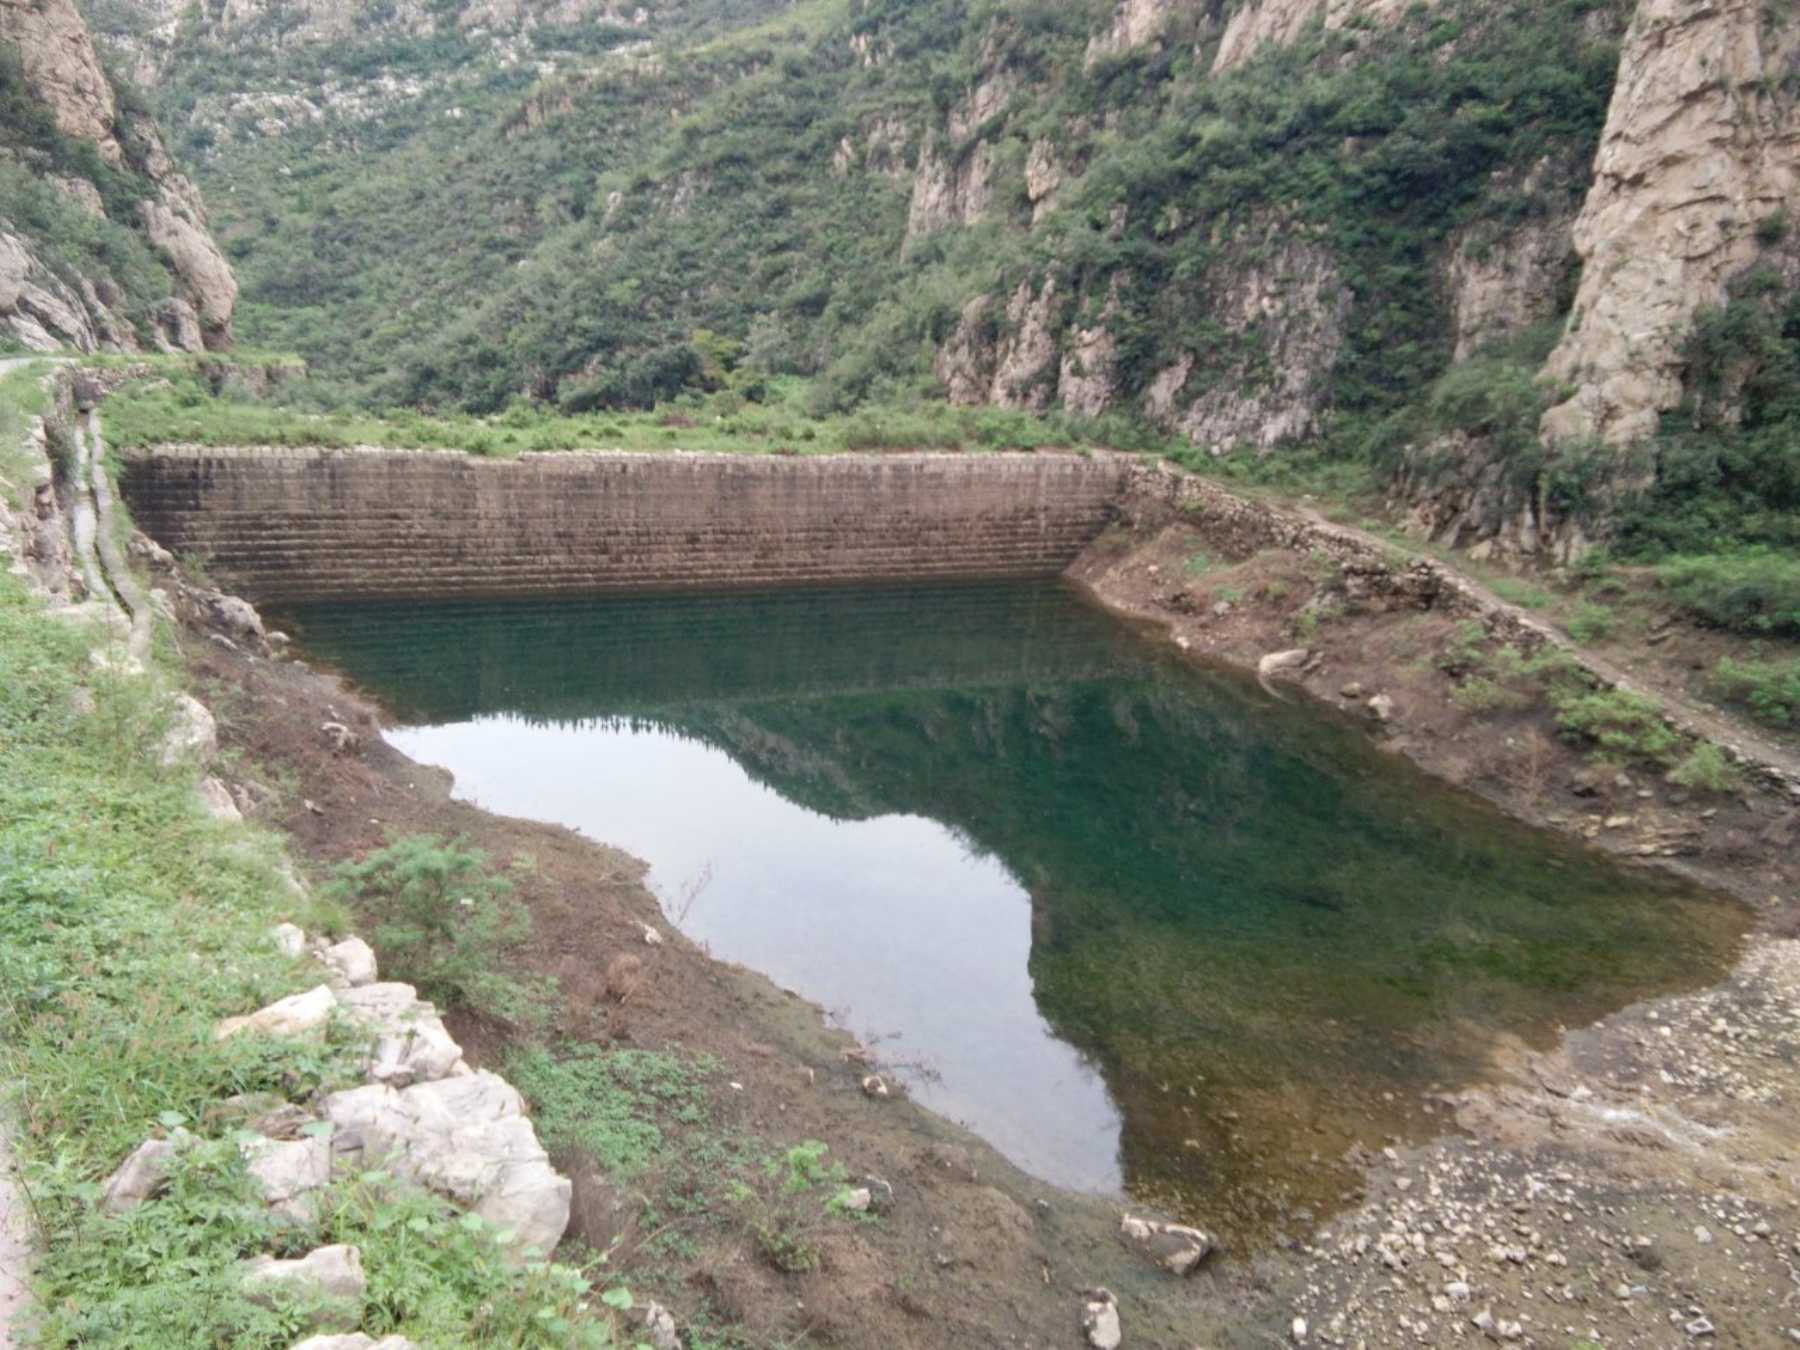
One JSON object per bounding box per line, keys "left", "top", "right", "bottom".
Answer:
{"left": 323, "top": 834, "right": 558, "bottom": 1030}
{"left": 1711, "top": 656, "right": 1800, "bottom": 729}
{"left": 505, "top": 1044, "right": 715, "bottom": 1177}
{"left": 1665, "top": 743, "right": 1745, "bottom": 795}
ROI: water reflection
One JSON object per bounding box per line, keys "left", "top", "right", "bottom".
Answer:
{"left": 389, "top": 717, "right": 1125, "bottom": 1192}
{"left": 281, "top": 581, "right": 1747, "bottom": 1241}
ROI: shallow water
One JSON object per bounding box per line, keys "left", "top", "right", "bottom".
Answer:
{"left": 279, "top": 580, "right": 1748, "bottom": 1240}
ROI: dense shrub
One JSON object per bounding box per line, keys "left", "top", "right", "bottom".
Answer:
{"left": 1656, "top": 550, "right": 1800, "bottom": 637}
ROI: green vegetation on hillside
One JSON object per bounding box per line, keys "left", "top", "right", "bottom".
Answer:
{"left": 133, "top": 0, "right": 1620, "bottom": 434}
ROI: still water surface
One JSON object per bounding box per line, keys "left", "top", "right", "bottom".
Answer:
{"left": 280, "top": 581, "right": 1746, "bottom": 1240}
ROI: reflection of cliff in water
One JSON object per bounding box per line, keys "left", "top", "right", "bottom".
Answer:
{"left": 281, "top": 582, "right": 1747, "bottom": 1239}
{"left": 663, "top": 673, "right": 1744, "bottom": 1238}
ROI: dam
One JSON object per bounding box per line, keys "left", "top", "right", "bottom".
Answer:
{"left": 117, "top": 447, "right": 1130, "bottom": 601}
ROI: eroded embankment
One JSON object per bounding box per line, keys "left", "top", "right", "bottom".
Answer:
{"left": 118, "top": 446, "right": 1130, "bottom": 601}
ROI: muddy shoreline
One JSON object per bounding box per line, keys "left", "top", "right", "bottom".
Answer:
{"left": 180, "top": 486, "right": 1800, "bottom": 1347}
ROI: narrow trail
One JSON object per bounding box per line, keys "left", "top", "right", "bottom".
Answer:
{"left": 1294, "top": 505, "right": 1800, "bottom": 797}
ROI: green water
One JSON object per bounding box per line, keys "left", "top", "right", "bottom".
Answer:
{"left": 279, "top": 580, "right": 1747, "bottom": 1242}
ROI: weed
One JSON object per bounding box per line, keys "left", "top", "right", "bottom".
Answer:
{"left": 1489, "top": 577, "right": 1556, "bottom": 610}
{"left": 324, "top": 834, "right": 557, "bottom": 1029}
{"left": 1711, "top": 655, "right": 1800, "bottom": 728}
{"left": 1184, "top": 551, "right": 1214, "bottom": 576}
{"left": 1566, "top": 602, "right": 1615, "bottom": 643}
{"left": 1666, "top": 743, "right": 1745, "bottom": 794}
{"left": 505, "top": 1044, "right": 714, "bottom": 1177}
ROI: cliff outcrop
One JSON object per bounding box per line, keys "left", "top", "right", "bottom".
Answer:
{"left": 1540, "top": 0, "right": 1800, "bottom": 453}
{"left": 1, "top": 0, "right": 237, "bottom": 351}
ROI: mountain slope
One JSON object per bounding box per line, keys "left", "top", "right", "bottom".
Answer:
{"left": 91, "top": 0, "right": 1800, "bottom": 551}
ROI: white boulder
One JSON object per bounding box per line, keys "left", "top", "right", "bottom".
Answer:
{"left": 322, "top": 1071, "right": 570, "bottom": 1256}
{"left": 338, "top": 982, "right": 464, "bottom": 1086}
{"left": 242, "top": 1244, "right": 365, "bottom": 1332}
{"left": 215, "top": 984, "right": 338, "bottom": 1041}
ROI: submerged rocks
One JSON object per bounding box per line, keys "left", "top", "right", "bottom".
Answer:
{"left": 1120, "top": 1213, "right": 1215, "bottom": 1275}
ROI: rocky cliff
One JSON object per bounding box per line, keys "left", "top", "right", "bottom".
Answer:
{"left": 1540, "top": 0, "right": 1800, "bottom": 453}
{"left": 1, "top": 0, "right": 238, "bottom": 353}
{"left": 79, "top": 0, "right": 1800, "bottom": 546}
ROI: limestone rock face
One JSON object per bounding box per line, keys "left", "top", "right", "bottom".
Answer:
{"left": 323, "top": 1072, "right": 572, "bottom": 1255}
{"left": 1212, "top": 0, "right": 1426, "bottom": 73}
{"left": 1158, "top": 231, "right": 1350, "bottom": 453}
{"left": 0, "top": 0, "right": 237, "bottom": 348}
{"left": 1540, "top": 0, "right": 1800, "bottom": 452}
{"left": 0, "top": 0, "right": 121, "bottom": 161}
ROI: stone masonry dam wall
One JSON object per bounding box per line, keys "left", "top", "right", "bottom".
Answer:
{"left": 118, "top": 447, "right": 1132, "bottom": 602}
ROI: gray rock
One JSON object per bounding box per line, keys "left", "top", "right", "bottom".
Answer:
{"left": 1258, "top": 649, "right": 1310, "bottom": 679}
{"left": 239, "top": 1134, "right": 333, "bottom": 1223}
{"left": 322, "top": 1071, "right": 570, "bottom": 1256}
{"left": 1367, "top": 693, "right": 1397, "bottom": 723}
{"left": 271, "top": 923, "right": 308, "bottom": 959}
{"left": 215, "top": 984, "right": 338, "bottom": 1041}
{"left": 338, "top": 982, "right": 464, "bottom": 1086}
{"left": 1081, "top": 1288, "right": 1121, "bottom": 1350}
{"left": 642, "top": 1302, "right": 680, "bottom": 1350}
{"left": 159, "top": 693, "right": 217, "bottom": 766}
{"left": 242, "top": 1244, "right": 365, "bottom": 1333}
{"left": 208, "top": 593, "right": 265, "bottom": 642}
{"left": 1119, "top": 1214, "right": 1214, "bottom": 1275}
{"left": 197, "top": 776, "right": 242, "bottom": 823}
{"left": 100, "top": 1132, "right": 188, "bottom": 1214}
{"left": 319, "top": 937, "right": 378, "bottom": 989}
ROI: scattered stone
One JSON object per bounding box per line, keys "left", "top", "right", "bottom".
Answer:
{"left": 215, "top": 984, "right": 337, "bottom": 1042}
{"left": 196, "top": 776, "right": 241, "bottom": 822}
{"left": 241, "top": 1244, "right": 365, "bottom": 1333}
{"left": 159, "top": 693, "right": 217, "bottom": 766}
{"left": 641, "top": 1302, "right": 680, "bottom": 1350}
{"left": 840, "top": 1187, "right": 873, "bottom": 1213}
{"left": 1119, "top": 1214, "right": 1214, "bottom": 1275}
{"left": 1367, "top": 693, "right": 1396, "bottom": 723}
{"left": 861, "top": 1075, "right": 891, "bottom": 1099}
{"left": 271, "top": 923, "right": 307, "bottom": 959}
{"left": 100, "top": 1132, "right": 188, "bottom": 1214}
{"left": 1080, "top": 1288, "right": 1122, "bottom": 1350}
{"left": 207, "top": 592, "right": 266, "bottom": 643}
{"left": 1686, "top": 1318, "right": 1715, "bottom": 1338}
{"left": 322, "top": 1071, "right": 571, "bottom": 1255}
{"left": 1340, "top": 681, "right": 1365, "bottom": 699}
{"left": 127, "top": 530, "right": 174, "bottom": 571}
{"left": 1694, "top": 1225, "right": 1713, "bottom": 1245}
{"left": 640, "top": 923, "right": 664, "bottom": 947}
{"left": 1258, "top": 649, "right": 1311, "bottom": 680}
{"left": 319, "top": 722, "right": 359, "bottom": 754}
{"left": 1292, "top": 1314, "right": 1309, "bottom": 1343}
{"left": 289, "top": 1337, "right": 419, "bottom": 1350}
{"left": 318, "top": 937, "right": 378, "bottom": 989}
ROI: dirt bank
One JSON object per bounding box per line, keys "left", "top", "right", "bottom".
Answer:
{"left": 168, "top": 462, "right": 1800, "bottom": 1348}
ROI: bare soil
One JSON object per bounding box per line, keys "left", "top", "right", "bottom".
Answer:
{"left": 174, "top": 493, "right": 1800, "bottom": 1348}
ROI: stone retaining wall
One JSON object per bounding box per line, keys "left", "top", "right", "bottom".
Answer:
{"left": 118, "top": 447, "right": 1131, "bottom": 602}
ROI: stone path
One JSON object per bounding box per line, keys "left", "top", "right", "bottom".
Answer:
{"left": 0, "top": 1126, "right": 27, "bottom": 1349}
